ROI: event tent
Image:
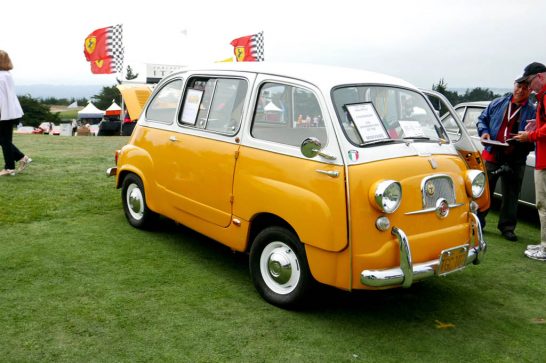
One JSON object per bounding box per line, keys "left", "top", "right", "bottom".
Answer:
{"left": 77, "top": 102, "right": 104, "bottom": 119}
{"left": 105, "top": 100, "right": 121, "bottom": 117}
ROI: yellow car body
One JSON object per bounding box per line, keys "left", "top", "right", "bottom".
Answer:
{"left": 110, "top": 63, "right": 487, "bottom": 307}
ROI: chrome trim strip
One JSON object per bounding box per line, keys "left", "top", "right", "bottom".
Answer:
{"left": 315, "top": 169, "right": 339, "bottom": 178}
{"left": 404, "top": 203, "right": 464, "bottom": 215}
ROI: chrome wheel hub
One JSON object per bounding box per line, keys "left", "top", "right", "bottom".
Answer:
{"left": 127, "top": 184, "right": 144, "bottom": 220}
{"left": 260, "top": 241, "right": 300, "bottom": 295}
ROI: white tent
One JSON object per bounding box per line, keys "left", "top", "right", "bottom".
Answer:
{"left": 77, "top": 102, "right": 104, "bottom": 119}
{"left": 67, "top": 101, "right": 79, "bottom": 109}
{"left": 105, "top": 100, "right": 121, "bottom": 116}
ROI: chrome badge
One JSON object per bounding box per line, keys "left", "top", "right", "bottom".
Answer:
{"left": 428, "top": 158, "right": 438, "bottom": 169}
{"left": 435, "top": 198, "right": 450, "bottom": 218}
{"left": 425, "top": 180, "right": 436, "bottom": 197}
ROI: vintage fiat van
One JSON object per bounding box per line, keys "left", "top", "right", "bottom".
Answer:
{"left": 107, "top": 63, "right": 488, "bottom": 308}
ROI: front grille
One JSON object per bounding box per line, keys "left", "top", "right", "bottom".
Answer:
{"left": 422, "top": 175, "right": 455, "bottom": 208}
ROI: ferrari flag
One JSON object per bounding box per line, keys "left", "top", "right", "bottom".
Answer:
{"left": 230, "top": 32, "right": 264, "bottom": 62}
{"left": 83, "top": 24, "right": 124, "bottom": 74}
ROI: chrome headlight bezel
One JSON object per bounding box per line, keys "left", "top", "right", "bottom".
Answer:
{"left": 466, "top": 170, "right": 486, "bottom": 199}
{"left": 372, "top": 180, "right": 402, "bottom": 214}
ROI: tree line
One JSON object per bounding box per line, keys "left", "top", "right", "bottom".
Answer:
{"left": 432, "top": 78, "right": 503, "bottom": 105}
{"left": 18, "top": 65, "right": 138, "bottom": 127}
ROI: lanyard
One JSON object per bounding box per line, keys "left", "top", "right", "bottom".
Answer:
{"left": 504, "top": 102, "right": 522, "bottom": 140}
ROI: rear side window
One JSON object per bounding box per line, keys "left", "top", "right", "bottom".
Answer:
{"left": 251, "top": 82, "right": 327, "bottom": 147}
{"left": 145, "top": 79, "right": 183, "bottom": 123}
{"left": 179, "top": 77, "right": 247, "bottom": 135}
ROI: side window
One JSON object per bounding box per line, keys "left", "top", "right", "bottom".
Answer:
{"left": 145, "top": 79, "right": 183, "bottom": 123}
{"left": 179, "top": 77, "right": 247, "bottom": 135}
{"left": 463, "top": 107, "right": 484, "bottom": 137}
{"left": 251, "top": 82, "right": 327, "bottom": 147}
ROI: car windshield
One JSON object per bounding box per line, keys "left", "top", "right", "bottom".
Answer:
{"left": 332, "top": 86, "right": 447, "bottom": 146}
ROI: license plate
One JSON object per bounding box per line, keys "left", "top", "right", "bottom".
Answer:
{"left": 437, "top": 245, "right": 469, "bottom": 276}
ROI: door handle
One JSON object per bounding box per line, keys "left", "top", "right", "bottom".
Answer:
{"left": 169, "top": 136, "right": 178, "bottom": 142}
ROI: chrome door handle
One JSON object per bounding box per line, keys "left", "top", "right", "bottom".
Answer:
{"left": 169, "top": 136, "right": 178, "bottom": 142}
{"left": 315, "top": 169, "right": 339, "bottom": 178}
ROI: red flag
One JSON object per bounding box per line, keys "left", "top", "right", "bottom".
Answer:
{"left": 83, "top": 25, "right": 124, "bottom": 74}
{"left": 84, "top": 26, "right": 111, "bottom": 61}
{"left": 90, "top": 58, "right": 114, "bottom": 74}
{"left": 230, "top": 32, "right": 264, "bottom": 62}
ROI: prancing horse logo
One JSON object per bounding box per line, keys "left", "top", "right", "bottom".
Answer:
{"left": 85, "top": 36, "right": 97, "bottom": 55}
{"left": 235, "top": 47, "right": 245, "bottom": 61}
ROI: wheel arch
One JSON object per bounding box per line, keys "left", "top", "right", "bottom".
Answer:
{"left": 246, "top": 213, "right": 299, "bottom": 253}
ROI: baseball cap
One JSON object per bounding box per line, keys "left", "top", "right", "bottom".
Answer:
{"left": 516, "top": 62, "right": 546, "bottom": 83}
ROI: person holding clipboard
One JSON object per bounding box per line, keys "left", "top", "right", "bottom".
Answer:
{"left": 476, "top": 78, "right": 536, "bottom": 241}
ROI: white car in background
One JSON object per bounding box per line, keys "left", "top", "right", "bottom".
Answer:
{"left": 430, "top": 97, "right": 536, "bottom": 206}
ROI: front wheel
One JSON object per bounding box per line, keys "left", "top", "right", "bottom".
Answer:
{"left": 121, "top": 173, "right": 157, "bottom": 229}
{"left": 249, "top": 226, "right": 313, "bottom": 308}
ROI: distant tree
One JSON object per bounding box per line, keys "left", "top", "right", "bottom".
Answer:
{"left": 18, "top": 95, "right": 61, "bottom": 127}
{"left": 432, "top": 78, "right": 460, "bottom": 105}
{"left": 91, "top": 85, "right": 121, "bottom": 110}
{"left": 125, "top": 65, "right": 139, "bottom": 80}
{"left": 116, "top": 65, "right": 139, "bottom": 84}
{"left": 459, "top": 87, "right": 500, "bottom": 103}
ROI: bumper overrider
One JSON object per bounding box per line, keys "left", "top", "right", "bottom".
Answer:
{"left": 361, "top": 212, "right": 486, "bottom": 288}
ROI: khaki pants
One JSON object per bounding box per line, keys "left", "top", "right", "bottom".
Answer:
{"left": 534, "top": 169, "right": 546, "bottom": 247}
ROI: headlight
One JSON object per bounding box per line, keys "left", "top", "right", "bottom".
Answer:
{"left": 370, "top": 180, "right": 402, "bottom": 213}
{"left": 466, "top": 170, "right": 486, "bottom": 198}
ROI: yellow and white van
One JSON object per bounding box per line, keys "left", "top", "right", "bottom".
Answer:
{"left": 107, "top": 63, "right": 488, "bottom": 308}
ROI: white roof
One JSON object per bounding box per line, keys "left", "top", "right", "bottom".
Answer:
{"left": 165, "top": 62, "right": 416, "bottom": 91}
{"left": 77, "top": 102, "right": 104, "bottom": 118}
{"left": 106, "top": 101, "right": 121, "bottom": 111}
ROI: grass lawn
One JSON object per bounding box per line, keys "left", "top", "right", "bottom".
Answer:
{"left": 1, "top": 134, "right": 544, "bottom": 362}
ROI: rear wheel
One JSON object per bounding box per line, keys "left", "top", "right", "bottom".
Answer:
{"left": 121, "top": 173, "right": 157, "bottom": 229}
{"left": 249, "top": 226, "right": 313, "bottom": 308}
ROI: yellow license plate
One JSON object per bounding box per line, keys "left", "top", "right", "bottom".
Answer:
{"left": 438, "top": 245, "right": 469, "bottom": 276}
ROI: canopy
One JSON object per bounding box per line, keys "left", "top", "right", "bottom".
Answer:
{"left": 117, "top": 84, "right": 153, "bottom": 121}
{"left": 77, "top": 102, "right": 104, "bottom": 119}
{"left": 105, "top": 100, "right": 121, "bottom": 116}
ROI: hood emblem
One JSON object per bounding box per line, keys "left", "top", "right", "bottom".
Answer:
{"left": 425, "top": 180, "right": 436, "bottom": 196}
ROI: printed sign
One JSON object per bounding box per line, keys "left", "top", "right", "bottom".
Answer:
{"left": 181, "top": 89, "right": 203, "bottom": 125}
{"left": 346, "top": 103, "right": 389, "bottom": 142}
{"left": 399, "top": 121, "right": 425, "bottom": 137}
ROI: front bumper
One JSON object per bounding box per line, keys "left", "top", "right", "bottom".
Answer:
{"left": 361, "top": 212, "right": 486, "bottom": 288}
{"left": 106, "top": 167, "right": 117, "bottom": 177}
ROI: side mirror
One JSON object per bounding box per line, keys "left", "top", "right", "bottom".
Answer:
{"left": 301, "top": 137, "right": 322, "bottom": 158}
{"left": 301, "top": 137, "right": 337, "bottom": 160}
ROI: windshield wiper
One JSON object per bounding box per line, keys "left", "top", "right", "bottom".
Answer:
{"left": 360, "top": 139, "right": 405, "bottom": 147}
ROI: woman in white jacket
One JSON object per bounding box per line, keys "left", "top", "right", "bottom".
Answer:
{"left": 0, "top": 50, "right": 31, "bottom": 176}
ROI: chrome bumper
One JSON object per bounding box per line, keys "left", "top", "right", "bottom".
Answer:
{"left": 361, "top": 212, "right": 486, "bottom": 288}
{"left": 106, "top": 167, "right": 117, "bottom": 177}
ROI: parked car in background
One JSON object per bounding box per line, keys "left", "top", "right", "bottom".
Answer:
{"left": 108, "top": 63, "right": 487, "bottom": 308}
{"left": 435, "top": 99, "right": 535, "bottom": 206}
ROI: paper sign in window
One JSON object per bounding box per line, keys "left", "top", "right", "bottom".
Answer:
{"left": 346, "top": 103, "right": 388, "bottom": 142}
{"left": 181, "top": 89, "right": 203, "bottom": 125}
{"left": 399, "top": 121, "right": 425, "bottom": 137}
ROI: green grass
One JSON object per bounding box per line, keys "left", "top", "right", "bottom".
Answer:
{"left": 58, "top": 109, "right": 79, "bottom": 121}
{"left": 1, "top": 135, "right": 544, "bottom": 362}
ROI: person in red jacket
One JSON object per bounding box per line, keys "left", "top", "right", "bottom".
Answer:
{"left": 513, "top": 62, "right": 546, "bottom": 261}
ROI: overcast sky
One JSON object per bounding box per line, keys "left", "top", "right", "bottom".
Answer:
{"left": 2, "top": 0, "right": 545, "bottom": 90}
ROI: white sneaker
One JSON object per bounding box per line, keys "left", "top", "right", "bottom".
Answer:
{"left": 0, "top": 169, "right": 15, "bottom": 176}
{"left": 526, "top": 244, "right": 542, "bottom": 251}
{"left": 524, "top": 248, "right": 546, "bottom": 261}
{"left": 17, "top": 155, "right": 32, "bottom": 172}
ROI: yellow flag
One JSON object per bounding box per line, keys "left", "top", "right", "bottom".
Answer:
{"left": 216, "top": 57, "right": 234, "bottom": 63}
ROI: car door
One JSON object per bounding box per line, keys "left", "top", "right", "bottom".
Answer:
{"left": 153, "top": 75, "right": 251, "bottom": 228}
{"left": 422, "top": 90, "right": 490, "bottom": 211}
